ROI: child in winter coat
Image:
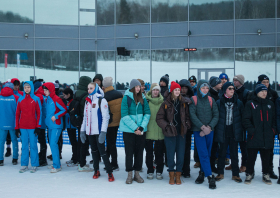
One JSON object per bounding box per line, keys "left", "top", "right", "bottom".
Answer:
{"left": 119, "top": 79, "right": 151, "bottom": 184}
{"left": 15, "top": 81, "right": 42, "bottom": 173}
{"left": 156, "top": 81, "right": 191, "bottom": 185}
{"left": 243, "top": 84, "right": 276, "bottom": 185}
{"left": 80, "top": 82, "right": 115, "bottom": 182}
{"left": 189, "top": 80, "right": 219, "bottom": 189}
{"left": 145, "top": 83, "right": 164, "bottom": 180}
{"left": 0, "top": 82, "right": 19, "bottom": 166}
{"left": 42, "top": 82, "right": 67, "bottom": 173}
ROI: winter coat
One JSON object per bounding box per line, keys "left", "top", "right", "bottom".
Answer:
{"left": 119, "top": 89, "right": 151, "bottom": 133}
{"left": 215, "top": 94, "right": 244, "bottom": 143}
{"left": 35, "top": 86, "right": 47, "bottom": 129}
{"left": 156, "top": 92, "right": 191, "bottom": 137}
{"left": 160, "top": 86, "right": 169, "bottom": 100}
{"left": 104, "top": 86, "right": 123, "bottom": 127}
{"left": 275, "top": 97, "right": 280, "bottom": 135}
{"left": 15, "top": 81, "right": 42, "bottom": 129}
{"left": 242, "top": 93, "right": 276, "bottom": 149}
{"left": 209, "top": 87, "right": 220, "bottom": 102}
{"left": 81, "top": 90, "right": 110, "bottom": 135}
{"left": 189, "top": 80, "right": 219, "bottom": 131}
{"left": 65, "top": 99, "right": 76, "bottom": 129}
{"left": 0, "top": 87, "right": 19, "bottom": 130}
{"left": 145, "top": 90, "right": 164, "bottom": 140}
{"left": 247, "top": 84, "right": 278, "bottom": 104}
{"left": 43, "top": 83, "right": 67, "bottom": 129}
{"left": 235, "top": 86, "right": 250, "bottom": 106}
{"left": 178, "top": 79, "right": 194, "bottom": 98}
{"left": 192, "top": 84, "right": 197, "bottom": 96}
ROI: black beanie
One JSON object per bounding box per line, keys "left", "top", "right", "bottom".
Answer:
{"left": 160, "top": 74, "right": 169, "bottom": 86}
{"left": 222, "top": 82, "right": 234, "bottom": 94}
{"left": 255, "top": 84, "right": 268, "bottom": 95}
{"left": 189, "top": 75, "right": 197, "bottom": 83}
{"left": 258, "top": 74, "right": 269, "bottom": 82}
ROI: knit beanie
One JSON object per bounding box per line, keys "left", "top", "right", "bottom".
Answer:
{"left": 3, "top": 82, "right": 14, "bottom": 90}
{"left": 209, "top": 76, "right": 221, "bottom": 88}
{"left": 199, "top": 83, "right": 209, "bottom": 90}
{"left": 233, "top": 75, "right": 245, "bottom": 85}
{"left": 151, "top": 83, "right": 161, "bottom": 92}
{"left": 137, "top": 79, "right": 145, "bottom": 86}
{"left": 160, "top": 74, "right": 169, "bottom": 86}
{"left": 130, "top": 79, "right": 141, "bottom": 90}
{"left": 255, "top": 84, "right": 268, "bottom": 95}
{"left": 222, "top": 82, "right": 234, "bottom": 93}
{"left": 219, "top": 73, "right": 228, "bottom": 80}
{"left": 34, "top": 81, "right": 43, "bottom": 92}
{"left": 170, "top": 81, "right": 181, "bottom": 93}
{"left": 258, "top": 74, "right": 269, "bottom": 82}
{"left": 103, "top": 77, "right": 113, "bottom": 88}
{"left": 189, "top": 75, "right": 197, "bottom": 83}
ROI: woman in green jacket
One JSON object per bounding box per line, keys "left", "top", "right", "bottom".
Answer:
{"left": 119, "top": 79, "right": 151, "bottom": 184}
{"left": 145, "top": 83, "right": 164, "bottom": 180}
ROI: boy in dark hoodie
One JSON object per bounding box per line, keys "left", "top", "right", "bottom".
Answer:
{"left": 159, "top": 74, "right": 169, "bottom": 99}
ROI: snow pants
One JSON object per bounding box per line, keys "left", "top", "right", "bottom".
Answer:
{"left": 21, "top": 129, "right": 39, "bottom": 167}
{"left": 49, "top": 128, "right": 62, "bottom": 169}
{"left": 0, "top": 129, "right": 18, "bottom": 160}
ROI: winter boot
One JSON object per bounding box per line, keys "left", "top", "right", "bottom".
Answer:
{"left": 93, "top": 170, "right": 100, "bottom": 179}
{"left": 195, "top": 171, "right": 205, "bottom": 184}
{"left": 277, "top": 167, "right": 280, "bottom": 184}
{"left": 262, "top": 174, "right": 272, "bottom": 185}
{"left": 108, "top": 173, "right": 115, "bottom": 182}
{"left": 156, "top": 173, "right": 163, "bottom": 180}
{"left": 12, "top": 159, "right": 18, "bottom": 165}
{"left": 147, "top": 173, "right": 154, "bottom": 180}
{"left": 175, "top": 172, "right": 182, "bottom": 185}
{"left": 0, "top": 160, "right": 3, "bottom": 166}
{"left": 169, "top": 172, "right": 175, "bottom": 185}
{"left": 244, "top": 173, "right": 254, "bottom": 184}
{"left": 208, "top": 175, "right": 216, "bottom": 189}
{"left": 194, "top": 162, "right": 200, "bottom": 168}
{"left": 269, "top": 168, "right": 278, "bottom": 179}
{"left": 215, "top": 174, "right": 224, "bottom": 181}
{"left": 232, "top": 176, "right": 242, "bottom": 183}
{"left": 5, "top": 148, "right": 11, "bottom": 157}
{"left": 126, "top": 171, "right": 133, "bottom": 184}
{"left": 134, "top": 171, "right": 144, "bottom": 183}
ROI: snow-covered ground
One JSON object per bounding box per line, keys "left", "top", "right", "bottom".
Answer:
{"left": 0, "top": 144, "right": 279, "bottom": 198}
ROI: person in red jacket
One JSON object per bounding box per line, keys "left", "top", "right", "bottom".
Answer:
{"left": 15, "top": 81, "right": 42, "bottom": 173}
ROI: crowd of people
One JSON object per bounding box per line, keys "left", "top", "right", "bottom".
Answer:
{"left": 0, "top": 73, "right": 280, "bottom": 189}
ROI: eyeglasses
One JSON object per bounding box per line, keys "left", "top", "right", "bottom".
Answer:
{"left": 228, "top": 88, "right": 235, "bottom": 90}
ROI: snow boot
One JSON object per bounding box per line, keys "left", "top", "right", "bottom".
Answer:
{"left": 208, "top": 175, "right": 216, "bottom": 189}
{"left": 175, "top": 172, "right": 182, "bottom": 185}
{"left": 169, "top": 172, "right": 175, "bottom": 185}
{"left": 108, "top": 173, "right": 115, "bottom": 182}
{"left": 277, "top": 167, "right": 280, "bottom": 184}
{"left": 0, "top": 160, "right": 3, "bottom": 166}
{"left": 215, "top": 174, "right": 224, "bottom": 181}
{"left": 93, "top": 170, "right": 100, "bottom": 179}
{"left": 262, "top": 174, "right": 272, "bottom": 185}
{"left": 126, "top": 171, "right": 133, "bottom": 184}
{"left": 5, "top": 148, "right": 11, "bottom": 157}
{"left": 12, "top": 159, "right": 18, "bottom": 165}
{"left": 244, "top": 173, "right": 254, "bottom": 184}
{"left": 156, "top": 173, "right": 163, "bottom": 180}
{"left": 269, "top": 169, "right": 278, "bottom": 179}
{"left": 232, "top": 176, "right": 242, "bottom": 183}
{"left": 195, "top": 171, "right": 205, "bottom": 184}
{"left": 134, "top": 171, "right": 144, "bottom": 183}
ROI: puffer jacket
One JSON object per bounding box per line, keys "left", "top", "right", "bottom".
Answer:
{"left": 242, "top": 93, "right": 276, "bottom": 149}
{"left": 145, "top": 90, "right": 164, "bottom": 140}
{"left": 156, "top": 92, "right": 191, "bottom": 137}
{"left": 189, "top": 80, "right": 219, "bottom": 131}
{"left": 35, "top": 86, "right": 47, "bottom": 129}
{"left": 247, "top": 84, "right": 278, "bottom": 104}
{"left": 119, "top": 89, "right": 151, "bottom": 133}
{"left": 215, "top": 93, "right": 244, "bottom": 143}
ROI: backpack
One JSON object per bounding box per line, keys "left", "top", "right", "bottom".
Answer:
{"left": 97, "top": 97, "right": 113, "bottom": 124}
{"left": 69, "top": 92, "right": 88, "bottom": 128}
{"left": 191, "top": 96, "right": 213, "bottom": 108}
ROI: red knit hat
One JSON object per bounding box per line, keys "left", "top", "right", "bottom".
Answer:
{"left": 170, "top": 81, "right": 181, "bottom": 93}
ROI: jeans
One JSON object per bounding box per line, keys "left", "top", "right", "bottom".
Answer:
{"left": 0, "top": 129, "right": 18, "bottom": 160}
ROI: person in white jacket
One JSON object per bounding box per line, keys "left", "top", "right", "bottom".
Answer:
{"left": 80, "top": 82, "right": 115, "bottom": 182}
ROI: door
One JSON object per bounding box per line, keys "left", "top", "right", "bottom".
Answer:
{"left": 198, "top": 69, "right": 225, "bottom": 81}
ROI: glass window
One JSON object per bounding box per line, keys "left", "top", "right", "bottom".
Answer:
{"left": 189, "top": 0, "right": 233, "bottom": 21}
{"left": 276, "top": 47, "right": 280, "bottom": 90}
{"left": 97, "top": 51, "right": 115, "bottom": 86}
{"left": 0, "top": 50, "right": 34, "bottom": 83}
{"left": 35, "top": 0, "right": 78, "bottom": 25}
{"left": 80, "top": 12, "right": 95, "bottom": 26}
{"left": 80, "top": 0, "right": 95, "bottom": 9}
{"left": 80, "top": 51, "right": 96, "bottom": 79}
{"left": 190, "top": 48, "right": 234, "bottom": 69}
{"left": 235, "top": 47, "right": 275, "bottom": 90}
{"left": 97, "top": 0, "right": 114, "bottom": 25}
{"left": 35, "top": 51, "right": 79, "bottom": 84}
{"left": 152, "top": 49, "right": 188, "bottom": 83}
{"left": 116, "top": 50, "right": 150, "bottom": 90}
{"left": 235, "top": 0, "right": 275, "bottom": 19}
{"left": 116, "top": 0, "right": 150, "bottom": 24}
{"left": 151, "top": 0, "right": 188, "bottom": 23}
{"left": 0, "top": 0, "right": 33, "bottom": 23}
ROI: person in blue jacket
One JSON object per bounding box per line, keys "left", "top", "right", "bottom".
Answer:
{"left": 43, "top": 82, "right": 67, "bottom": 173}
{"left": 0, "top": 82, "right": 19, "bottom": 166}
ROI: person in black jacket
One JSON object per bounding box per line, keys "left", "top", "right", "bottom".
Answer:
{"left": 160, "top": 74, "right": 169, "bottom": 100}
{"left": 275, "top": 97, "right": 280, "bottom": 184}
{"left": 242, "top": 84, "right": 276, "bottom": 185}
{"left": 214, "top": 82, "right": 244, "bottom": 183}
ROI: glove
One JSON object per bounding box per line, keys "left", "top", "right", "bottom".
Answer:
{"left": 138, "top": 127, "right": 144, "bottom": 132}
{"left": 34, "top": 128, "right": 40, "bottom": 136}
{"left": 80, "top": 131, "right": 86, "bottom": 144}
{"left": 201, "top": 125, "right": 211, "bottom": 136}
{"left": 15, "top": 129, "right": 21, "bottom": 138}
{"left": 98, "top": 132, "right": 106, "bottom": 144}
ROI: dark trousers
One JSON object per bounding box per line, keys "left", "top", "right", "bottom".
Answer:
{"left": 145, "top": 139, "right": 164, "bottom": 174}
{"left": 38, "top": 129, "right": 47, "bottom": 162}
{"left": 106, "top": 126, "right": 118, "bottom": 167}
{"left": 182, "top": 132, "right": 192, "bottom": 174}
{"left": 194, "top": 138, "right": 200, "bottom": 163}
{"left": 239, "top": 140, "right": 248, "bottom": 167}
{"left": 67, "top": 128, "right": 80, "bottom": 163}
{"left": 246, "top": 148, "right": 270, "bottom": 175}
{"left": 123, "top": 132, "right": 146, "bottom": 172}
{"left": 80, "top": 130, "right": 90, "bottom": 167}
{"left": 269, "top": 137, "right": 275, "bottom": 171}
{"left": 164, "top": 134, "right": 186, "bottom": 172}
{"left": 88, "top": 135, "right": 112, "bottom": 173}
{"left": 58, "top": 130, "right": 63, "bottom": 157}
{"left": 6, "top": 132, "right": 11, "bottom": 145}
{"left": 210, "top": 141, "right": 218, "bottom": 168}
{"left": 217, "top": 137, "right": 239, "bottom": 176}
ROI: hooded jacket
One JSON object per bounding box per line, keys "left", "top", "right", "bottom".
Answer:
{"left": 15, "top": 81, "right": 42, "bottom": 129}
{"left": 35, "top": 86, "right": 47, "bottom": 129}
{"left": 178, "top": 79, "right": 194, "bottom": 98}
{"left": 81, "top": 84, "right": 109, "bottom": 135}
{"left": 43, "top": 82, "right": 67, "bottom": 129}
{"left": 0, "top": 87, "right": 19, "bottom": 130}
{"left": 209, "top": 87, "right": 220, "bottom": 102}
{"left": 189, "top": 80, "right": 219, "bottom": 131}
{"left": 119, "top": 89, "right": 151, "bottom": 133}
{"left": 11, "top": 78, "right": 23, "bottom": 97}
{"left": 145, "top": 90, "right": 164, "bottom": 140}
